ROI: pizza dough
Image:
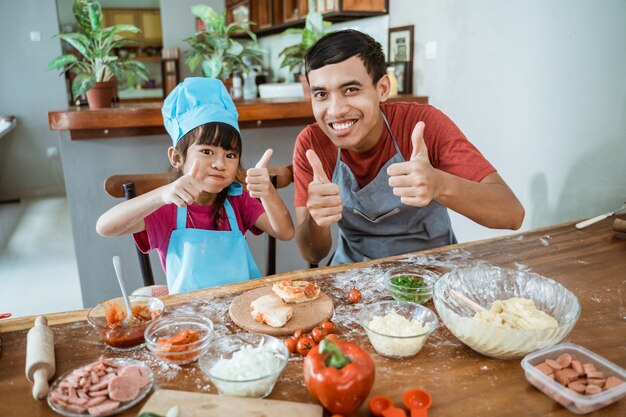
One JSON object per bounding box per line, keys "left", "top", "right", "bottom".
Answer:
{"left": 472, "top": 297, "right": 558, "bottom": 330}
{"left": 272, "top": 280, "right": 320, "bottom": 303}
{"left": 250, "top": 294, "right": 293, "bottom": 327}
{"left": 229, "top": 286, "right": 334, "bottom": 336}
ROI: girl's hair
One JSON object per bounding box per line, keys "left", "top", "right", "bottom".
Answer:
{"left": 170, "top": 122, "right": 244, "bottom": 229}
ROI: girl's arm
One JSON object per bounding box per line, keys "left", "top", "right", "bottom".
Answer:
{"left": 96, "top": 165, "right": 205, "bottom": 237}
{"left": 246, "top": 150, "right": 295, "bottom": 241}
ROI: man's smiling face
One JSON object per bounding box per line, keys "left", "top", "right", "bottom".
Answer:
{"left": 308, "top": 56, "right": 389, "bottom": 153}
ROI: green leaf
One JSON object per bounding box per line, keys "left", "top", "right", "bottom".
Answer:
{"left": 226, "top": 40, "right": 244, "bottom": 57}
{"left": 46, "top": 54, "right": 79, "bottom": 71}
{"left": 191, "top": 4, "right": 219, "bottom": 31}
{"left": 186, "top": 53, "right": 204, "bottom": 72}
{"left": 57, "top": 33, "right": 92, "bottom": 58}
{"left": 201, "top": 56, "right": 222, "bottom": 78}
{"left": 72, "top": 72, "right": 95, "bottom": 97}
{"left": 280, "top": 28, "right": 304, "bottom": 37}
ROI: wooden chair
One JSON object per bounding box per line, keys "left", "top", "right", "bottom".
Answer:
{"left": 104, "top": 166, "right": 295, "bottom": 285}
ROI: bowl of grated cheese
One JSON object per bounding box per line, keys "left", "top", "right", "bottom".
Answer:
{"left": 356, "top": 301, "right": 438, "bottom": 359}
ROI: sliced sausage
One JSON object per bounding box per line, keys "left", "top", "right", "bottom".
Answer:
{"left": 108, "top": 375, "right": 140, "bottom": 402}
{"left": 118, "top": 364, "right": 151, "bottom": 388}
{"left": 87, "top": 399, "right": 121, "bottom": 416}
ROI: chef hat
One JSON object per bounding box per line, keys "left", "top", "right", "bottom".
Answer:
{"left": 162, "top": 77, "right": 240, "bottom": 145}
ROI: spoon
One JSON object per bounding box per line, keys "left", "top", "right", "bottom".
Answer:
{"left": 575, "top": 203, "right": 626, "bottom": 229}
{"left": 449, "top": 289, "right": 487, "bottom": 314}
{"left": 403, "top": 389, "right": 432, "bottom": 417}
{"left": 112, "top": 256, "right": 133, "bottom": 326}
{"left": 369, "top": 396, "right": 407, "bottom": 417}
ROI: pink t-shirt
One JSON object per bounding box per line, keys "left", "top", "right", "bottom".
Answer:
{"left": 133, "top": 193, "right": 265, "bottom": 272}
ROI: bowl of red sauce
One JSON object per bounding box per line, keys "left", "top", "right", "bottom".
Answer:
{"left": 87, "top": 296, "right": 164, "bottom": 349}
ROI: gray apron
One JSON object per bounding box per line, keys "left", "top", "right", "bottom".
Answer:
{"left": 330, "top": 112, "right": 457, "bottom": 265}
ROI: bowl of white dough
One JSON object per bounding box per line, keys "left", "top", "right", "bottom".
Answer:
{"left": 433, "top": 266, "right": 580, "bottom": 359}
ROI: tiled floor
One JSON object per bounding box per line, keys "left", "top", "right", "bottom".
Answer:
{"left": 0, "top": 197, "right": 83, "bottom": 318}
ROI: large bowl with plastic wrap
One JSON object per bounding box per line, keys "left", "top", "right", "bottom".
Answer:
{"left": 433, "top": 266, "right": 580, "bottom": 359}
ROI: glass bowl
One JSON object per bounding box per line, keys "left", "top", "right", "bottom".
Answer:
{"left": 356, "top": 300, "right": 438, "bottom": 359}
{"left": 198, "top": 333, "right": 288, "bottom": 398}
{"left": 87, "top": 296, "right": 164, "bottom": 350}
{"left": 384, "top": 265, "right": 439, "bottom": 304}
{"left": 144, "top": 315, "right": 214, "bottom": 365}
{"left": 433, "top": 266, "right": 580, "bottom": 359}
{"left": 521, "top": 343, "right": 626, "bottom": 414}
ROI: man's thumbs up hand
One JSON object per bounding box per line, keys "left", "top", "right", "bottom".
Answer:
{"left": 305, "top": 149, "right": 342, "bottom": 227}
{"left": 387, "top": 121, "right": 441, "bottom": 207}
{"left": 246, "top": 149, "right": 273, "bottom": 199}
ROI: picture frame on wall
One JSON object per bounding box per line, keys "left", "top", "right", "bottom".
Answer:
{"left": 387, "top": 61, "right": 413, "bottom": 94}
{"left": 388, "top": 25, "right": 414, "bottom": 62}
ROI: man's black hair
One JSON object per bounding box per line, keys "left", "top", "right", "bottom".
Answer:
{"left": 304, "top": 29, "right": 387, "bottom": 84}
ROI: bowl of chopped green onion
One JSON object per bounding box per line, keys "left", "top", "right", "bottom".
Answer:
{"left": 384, "top": 266, "right": 439, "bottom": 304}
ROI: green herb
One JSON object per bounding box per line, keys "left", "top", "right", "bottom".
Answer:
{"left": 391, "top": 275, "right": 426, "bottom": 289}
{"left": 388, "top": 274, "right": 431, "bottom": 303}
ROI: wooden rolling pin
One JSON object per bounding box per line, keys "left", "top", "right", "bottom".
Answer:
{"left": 25, "top": 316, "right": 55, "bottom": 400}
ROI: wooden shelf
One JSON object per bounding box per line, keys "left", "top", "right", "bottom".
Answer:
{"left": 48, "top": 95, "right": 427, "bottom": 139}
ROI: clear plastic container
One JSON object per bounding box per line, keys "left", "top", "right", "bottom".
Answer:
{"left": 144, "top": 315, "right": 214, "bottom": 365}
{"left": 521, "top": 343, "right": 626, "bottom": 414}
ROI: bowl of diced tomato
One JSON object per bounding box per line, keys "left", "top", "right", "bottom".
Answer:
{"left": 384, "top": 265, "right": 439, "bottom": 304}
{"left": 144, "top": 315, "right": 214, "bottom": 365}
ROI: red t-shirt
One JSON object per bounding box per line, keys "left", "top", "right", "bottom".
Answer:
{"left": 293, "top": 102, "right": 495, "bottom": 206}
{"left": 133, "top": 193, "right": 265, "bottom": 272}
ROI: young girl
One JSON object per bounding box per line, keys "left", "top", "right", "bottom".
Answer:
{"left": 96, "top": 78, "right": 294, "bottom": 294}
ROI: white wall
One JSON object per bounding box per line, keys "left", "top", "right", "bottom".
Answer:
{"left": 389, "top": 0, "right": 626, "bottom": 241}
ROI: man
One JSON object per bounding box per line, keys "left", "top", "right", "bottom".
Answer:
{"left": 293, "top": 29, "right": 524, "bottom": 265}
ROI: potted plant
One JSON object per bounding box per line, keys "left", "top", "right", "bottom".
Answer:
{"left": 278, "top": 3, "right": 331, "bottom": 98}
{"left": 184, "top": 4, "right": 264, "bottom": 86}
{"left": 47, "top": 0, "right": 149, "bottom": 109}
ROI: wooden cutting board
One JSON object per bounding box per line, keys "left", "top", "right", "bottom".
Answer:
{"left": 138, "top": 389, "right": 323, "bottom": 416}
{"left": 228, "top": 286, "right": 334, "bottom": 336}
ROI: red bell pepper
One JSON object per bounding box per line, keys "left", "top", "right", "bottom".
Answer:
{"left": 303, "top": 335, "right": 375, "bottom": 415}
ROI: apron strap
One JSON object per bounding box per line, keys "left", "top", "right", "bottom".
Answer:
{"left": 223, "top": 199, "right": 240, "bottom": 234}
{"left": 176, "top": 206, "right": 187, "bottom": 229}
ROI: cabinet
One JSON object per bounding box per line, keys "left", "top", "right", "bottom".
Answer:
{"left": 225, "top": 0, "right": 388, "bottom": 36}
{"left": 102, "top": 8, "right": 162, "bottom": 46}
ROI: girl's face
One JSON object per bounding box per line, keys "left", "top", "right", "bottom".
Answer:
{"left": 184, "top": 143, "right": 240, "bottom": 194}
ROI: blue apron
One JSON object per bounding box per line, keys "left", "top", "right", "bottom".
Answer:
{"left": 330, "top": 112, "right": 457, "bottom": 265}
{"left": 165, "top": 184, "right": 261, "bottom": 294}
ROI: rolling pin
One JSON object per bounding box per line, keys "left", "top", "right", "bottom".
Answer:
{"left": 25, "top": 316, "right": 56, "bottom": 400}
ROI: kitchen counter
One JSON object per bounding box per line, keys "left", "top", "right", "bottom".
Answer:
{"left": 1, "top": 218, "right": 625, "bottom": 416}
{"left": 48, "top": 95, "right": 428, "bottom": 139}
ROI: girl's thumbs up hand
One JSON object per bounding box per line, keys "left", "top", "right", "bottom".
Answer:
{"left": 246, "top": 149, "right": 273, "bottom": 199}
{"left": 162, "top": 160, "right": 204, "bottom": 207}
{"left": 387, "top": 121, "right": 441, "bottom": 207}
{"left": 305, "top": 149, "right": 343, "bottom": 227}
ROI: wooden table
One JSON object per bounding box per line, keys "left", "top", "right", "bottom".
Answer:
{"left": 1, "top": 218, "right": 625, "bottom": 417}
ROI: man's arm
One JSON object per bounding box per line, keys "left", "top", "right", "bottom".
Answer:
{"left": 295, "top": 206, "right": 333, "bottom": 264}
{"left": 294, "top": 150, "right": 342, "bottom": 264}
{"left": 388, "top": 122, "right": 525, "bottom": 230}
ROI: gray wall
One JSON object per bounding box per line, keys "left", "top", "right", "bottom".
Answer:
{"left": 0, "top": 1, "right": 67, "bottom": 201}
{"left": 390, "top": 0, "right": 626, "bottom": 242}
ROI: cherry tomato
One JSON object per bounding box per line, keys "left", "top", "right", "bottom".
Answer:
{"left": 304, "top": 283, "right": 317, "bottom": 297}
{"left": 311, "top": 327, "right": 324, "bottom": 343}
{"left": 284, "top": 337, "right": 297, "bottom": 354}
{"left": 348, "top": 288, "right": 362, "bottom": 304}
{"left": 296, "top": 336, "right": 314, "bottom": 356}
{"left": 293, "top": 328, "right": 304, "bottom": 341}
{"left": 320, "top": 319, "right": 335, "bottom": 335}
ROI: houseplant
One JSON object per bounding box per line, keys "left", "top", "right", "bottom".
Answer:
{"left": 46, "top": 0, "right": 149, "bottom": 109}
{"left": 278, "top": 3, "right": 331, "bottom": 97}
{"left": 184, "top": 4, "right": 264, "bottom": 82}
